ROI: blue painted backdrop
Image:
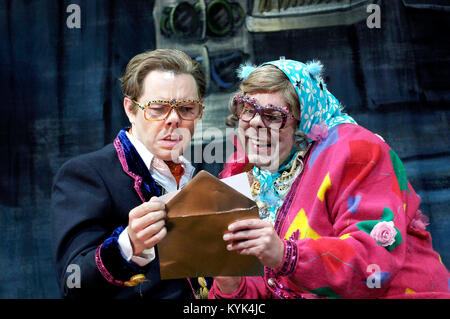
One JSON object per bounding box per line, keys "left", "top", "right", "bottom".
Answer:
{"left": 0, "top": 0, "right": 448, "bottom": 298}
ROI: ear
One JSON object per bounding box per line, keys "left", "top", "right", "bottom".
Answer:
{"left": 123, "top": 97, "right": 136, "bottom": 125}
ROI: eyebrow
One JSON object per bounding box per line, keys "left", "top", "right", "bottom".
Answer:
{"left": 243, "top": 96, "right": 290, "bottom": 112}
{"left": 148, "top": 97, "right": 200, "bottom": 101}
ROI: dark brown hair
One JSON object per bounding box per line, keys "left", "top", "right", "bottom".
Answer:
{"left": 119, "top": 49, "right": 206, "bottom": 113}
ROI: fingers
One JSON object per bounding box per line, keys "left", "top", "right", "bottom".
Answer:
{"left": 224, "top": 219, "right": 272, "bottom": 242}
{"left": 128, "top": 215, "right": 167, "bottom": 255}
{"left": 227, "top": 218, "right": 268, "bottom": 232}
{"left": 226, "top": 238, "right": 262, "bottom": 252}
{"left": 134, "top": 219, "right": 166, "bottom": 241}
{"left": 129, "top": 197, "right": 165, "bottom": 219}
{"left": 223, "top": 222, "right": 270, "bottom": 254}
{"left": 223, "top": 219, "right": 285, "bottom": 268}
{"left": 223, "top": 227, "right": 268, "bottom": 242}
{"left": 128, "top": 197, "right": 167, "bottom": 255}
{"left": 129, "top": 196, "right": 166, "bottom": 232}
{"left": 143, "top": 223, "right": 167, "bottom": 247}
{"left": 130, "top": 210, "right": 166, "bottom": 233}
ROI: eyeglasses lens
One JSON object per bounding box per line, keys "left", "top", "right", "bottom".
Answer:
{"left": 144, "top": 101, "right": 202, "bottom": 120}
{"left": 235, "top": 98, "right": 285, "bottom": 129}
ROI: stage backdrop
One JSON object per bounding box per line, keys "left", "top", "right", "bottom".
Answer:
{"left": 0, "top": 0, "right": 449, "bottom": 298}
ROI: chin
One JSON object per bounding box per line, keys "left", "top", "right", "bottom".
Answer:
{"left": 154, "top": 140, "right": 189, "bottom": 161}
{"left": 248, "top": 154, "right": 280, "bottom": 172}
{"left": 154, "top": 149, "right": 179, "bottom": 162}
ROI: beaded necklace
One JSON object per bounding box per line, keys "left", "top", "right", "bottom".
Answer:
{"left": 250, "top": 145, "right": 310, "bottom": 224}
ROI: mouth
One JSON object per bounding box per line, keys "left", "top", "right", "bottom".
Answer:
{"left": 162, "top": 133, "right": 182, "bottom": 141}
{"left": 159, "top": 134, "right": 183, "bottom": 148}
{"left": 247, "top": 138, "right": 272, "bottom": 152}
{"left": 246, "top": 136, "right": 283, "bottom": 171}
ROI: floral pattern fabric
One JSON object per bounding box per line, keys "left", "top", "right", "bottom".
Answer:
{"left": 262, "top": 59, "right": 357, "bottom": 141}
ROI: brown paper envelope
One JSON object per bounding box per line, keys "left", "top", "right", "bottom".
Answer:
{"left": 158, "top": 170, "right": 264, "bottom": 279}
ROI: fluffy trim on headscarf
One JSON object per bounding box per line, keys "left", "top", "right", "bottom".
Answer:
{"left": 236, "top": 62, "right": 257, "bottom": 80}
{"left": 305, "top": 60, "right": 324, "bottom": 79}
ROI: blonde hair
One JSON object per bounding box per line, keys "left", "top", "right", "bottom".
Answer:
{"left": 226, "top": 64, "right": 300, "bottom": 127}
{"left": 119, "top": 49, "right": 206, "bottom": 113}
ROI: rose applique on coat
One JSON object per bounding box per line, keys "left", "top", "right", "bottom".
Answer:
{"left": 369, "top": 221, "right": 397, "bottom": 247}
{"left": 356, "top": 207, "right": 403, "bottom": 251}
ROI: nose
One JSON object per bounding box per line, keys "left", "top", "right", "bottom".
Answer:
{"left": 248, "top": 112, "right": 265, "bottom": 129}
{"left": 164, "top": 107, "right": 182, "bottom": 127}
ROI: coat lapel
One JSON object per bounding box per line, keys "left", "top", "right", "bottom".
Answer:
{"left": 113, "top": 128, "right": 161, "bottom": 202}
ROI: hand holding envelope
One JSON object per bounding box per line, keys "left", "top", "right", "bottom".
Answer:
{"left": 157, "top": 170, "right": 264, "bottom": 280}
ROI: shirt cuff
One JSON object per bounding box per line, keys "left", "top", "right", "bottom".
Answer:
{"left": 118, "top": 226, "right": 155, "bottom": 267}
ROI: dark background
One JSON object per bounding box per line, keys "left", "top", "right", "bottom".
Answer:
{"left": 0, "top": 0, "right": 449, "bottom": 298}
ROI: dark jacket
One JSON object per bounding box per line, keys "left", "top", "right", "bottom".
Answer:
{"left": 51, "top": 132, "right": 195, "bottom": 299}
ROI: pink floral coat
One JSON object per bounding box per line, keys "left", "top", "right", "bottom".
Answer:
{"left": 210, "top": 124, "right": 450, "bottom": 299}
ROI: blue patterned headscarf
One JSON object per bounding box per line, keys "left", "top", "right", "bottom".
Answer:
{"left": 238, "top": 57, "right": 357, "bottom": 142}
{"left": 238, "top": 58, "right": 357, "bottom": 223}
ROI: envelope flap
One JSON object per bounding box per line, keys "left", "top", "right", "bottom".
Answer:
{"left": 165, "top": 170, "right": 256, "bottom": 218}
